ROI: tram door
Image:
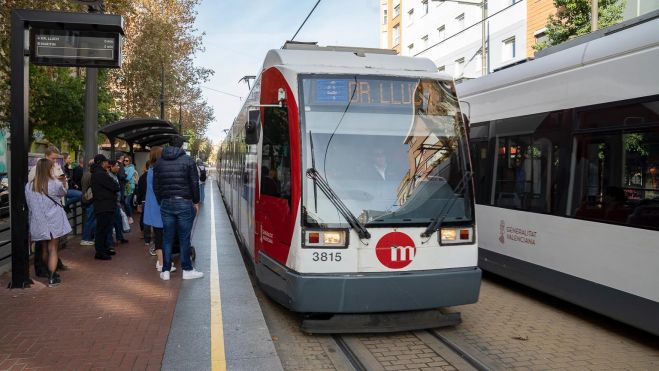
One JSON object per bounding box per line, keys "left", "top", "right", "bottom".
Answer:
{"left": 256, "top": 106, "right": 293, "bottom": 263}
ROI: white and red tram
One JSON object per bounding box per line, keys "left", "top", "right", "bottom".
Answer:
{"left": 217, "top": 43, "right": 481, "bottom": 313}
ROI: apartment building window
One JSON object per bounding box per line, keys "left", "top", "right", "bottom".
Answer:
{"left": 502, "top": 36, "right": 516, "bottom": 61}
{"left": 393, "top": 24, "right": 401, "bottom": 46}
{"left": 408, "top": 8, "right": 414, "bottom": 23}
{"left": 456, "top": 13, "right": 465, "bottom": 30}
{"left": 438, "top": 65, "right": 446, "bottom": 72}
{"left": 534, "top": 29, "right": 548, "bottom": 46}
{"left": 383, "top": 9, "right": 388, "bottom": 25}
{"left": 454, "top": 57, "right": 465, "bottom": 76}
{"left": 421, "top": 34, "right": 429, "bottom": 48}
{"left": 394, "top": 4, "right": 401, "bottom": 17}
{"left": 408, "top": 43, "right": 414, "bottom": 53}
{"left": 422, "top": 0, "right": 429, "bottom": 14}
{"left": 438, "top": 25, "right": 446, "bottom": 40}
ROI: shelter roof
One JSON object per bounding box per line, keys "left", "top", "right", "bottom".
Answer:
{"left": 98, "top": 118, "right": 180, "bottom": 148}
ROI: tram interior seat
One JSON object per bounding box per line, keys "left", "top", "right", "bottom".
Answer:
{"left": 627, "top": 202, "right": 659, "bottom": 229}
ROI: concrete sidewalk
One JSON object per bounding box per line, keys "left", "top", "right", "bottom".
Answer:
{"left": 0, "top": 218, "right": 180, "bottom": 370}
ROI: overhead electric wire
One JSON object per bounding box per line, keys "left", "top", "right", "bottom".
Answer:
{"left": 290, "top": 0, "right": 322, "bottom": 41}
{"left": 413, "top": 0, "right": 522, "bottom": 57}
{"left": 200, "top": 85, "right": 244, "bottom": 100}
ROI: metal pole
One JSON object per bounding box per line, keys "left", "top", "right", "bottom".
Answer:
{"left": 591, "top": 0, "right": 598, "bottom": 32}
{"left": 83, "top": 4, "right": 101, "bottom": 165}
{"left": 9, "top": 11, "right": 33, "bottom": 288}
{"left": 83, "top": 68, "right": 98, "bottom": 165}
{"left": 481, "top": 0, "right": 487, "bottom": 76}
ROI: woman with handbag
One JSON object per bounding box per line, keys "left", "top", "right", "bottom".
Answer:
{"left": 25, "top": 158, "right": 72, "bottom": 286}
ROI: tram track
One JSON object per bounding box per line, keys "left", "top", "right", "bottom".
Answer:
{"left": 325, "top": 328, "right": 489, "bottom": 371}
{"left": 332, "top": 335, "right": 369, "bottom": 371}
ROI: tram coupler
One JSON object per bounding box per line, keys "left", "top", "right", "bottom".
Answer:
{"left": 301, "top": 310, "right": 461, "bottom": 334}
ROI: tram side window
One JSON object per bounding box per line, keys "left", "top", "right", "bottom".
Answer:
{"left": 470, "top": 140, "right": 491, "bottom": 204}
{"left": 261, "top": 107, "right": 291, "bottom": 199}
{"left": 493, "top": 113, "right": 561, "bottom": 213}
{"left": 571, "top": 104, "right": 659, "bottom": 229}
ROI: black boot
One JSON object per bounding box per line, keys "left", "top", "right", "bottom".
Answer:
{"left": 47, "top": 272, "right": 61, "bottom": 287}
{"left": 57, "top": 258, "right": 69, "bottom": 271}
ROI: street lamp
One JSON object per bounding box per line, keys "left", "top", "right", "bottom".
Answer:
{"left": 431, "top": 0, "right": 487, "bottom": 76}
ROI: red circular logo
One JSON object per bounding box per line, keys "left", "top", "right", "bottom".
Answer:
{"left": 376, "top": 232, "right": 416, "bottom": 269}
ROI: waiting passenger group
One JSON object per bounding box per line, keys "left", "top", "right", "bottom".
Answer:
{"left": 25, "top": 135, "right": 206, "bottom": 287}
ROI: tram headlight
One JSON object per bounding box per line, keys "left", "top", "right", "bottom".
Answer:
{"left": 323, "top": 231, "right": 343, "bottom": 245}
{"left": 305, "top": 230, "right": 348, "bottom": 248}
{"left": 439, "top": 227, "right": 474, "bottom": 245}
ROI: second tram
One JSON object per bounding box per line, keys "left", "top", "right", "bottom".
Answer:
{"left": 217, "top": 42, "right": 480, "bottom": 314}
{"left": 458, "top": 12, "right": 659, "bottom": 335}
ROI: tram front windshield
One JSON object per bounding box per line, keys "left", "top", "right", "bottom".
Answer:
{"left": 301, "top": 76, "right": 472, "bottom": 228}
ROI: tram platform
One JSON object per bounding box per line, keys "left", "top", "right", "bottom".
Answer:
{"left": 0, "top": 181, "right": 283, "bottom": 371}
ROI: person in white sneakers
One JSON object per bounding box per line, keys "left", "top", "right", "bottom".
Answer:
{"left": 153, "top": 136, "right": 203, "bottom": 281}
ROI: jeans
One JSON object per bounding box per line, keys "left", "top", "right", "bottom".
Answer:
{"left": 199, "top": 183, "right": 205, "bottom": 204}
{"left": 95, "top": 211, "right": 114, "bottom": 256}
{"left": 82, "top": 204, "right": 96, "bottom": 241}
{"left": 65, "top": 189, "right": 82, "bottom": 209}
{"left": 124, "top": 192, "right": 133, "bottom": 217}
{"left": 112, "top": 207, "right": 124, "bottom": 242}
{"left": 161, "top": 199, "right": 195, "bottom": 272}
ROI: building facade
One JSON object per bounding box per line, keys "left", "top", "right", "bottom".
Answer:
{"left": 400, "top": 0, "right": 527, "bottom": 80}
{"left": 381, "top": 0, "right": 659, "bottom": 80}
{"left": 380, "top": 0, "right": 403, "bottom": 53}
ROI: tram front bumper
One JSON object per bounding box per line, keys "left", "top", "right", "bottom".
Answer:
{"left": 257, "top": 253, "right": 482, "bottom": 313}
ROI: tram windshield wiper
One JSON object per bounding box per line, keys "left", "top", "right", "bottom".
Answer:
{"left": 306, "top": 168, "right": 371, "bottom": 239}
{"left": 421, "top": 171, "right": 472, "bottom": 238}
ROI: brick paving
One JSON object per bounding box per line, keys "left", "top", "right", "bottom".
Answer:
{"left": 257, "top": 294, "right": 337, "bottom": 371}
{"left": 442, "top": 275, "right": 659, "bottom": 370}
{"left": 0, "top": 221, "right": 181, "bottom": 371}
{"left": 357, "top": 333, "right": 457, "bottom": 371}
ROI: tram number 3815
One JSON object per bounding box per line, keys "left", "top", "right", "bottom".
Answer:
{"left": 312, "top": 252, "right": 342, "bottom": 262}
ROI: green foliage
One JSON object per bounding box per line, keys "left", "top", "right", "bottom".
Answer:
{"left": 624, "top": 133, "right": 648, "bottom": 157}
{"left": 1, "top": 0, "right": 214, "bottom": 152}
{"left": 534, "top": 0, "right": 626, "bottom": 51}
{"left": 29, "top": 67, "right": 85, "bottom": 148}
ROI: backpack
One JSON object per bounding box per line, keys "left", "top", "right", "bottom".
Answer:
{"left": 82, "top": 186, "right": 93, "bottom": 204}
{"left": 199, "top": 166, "right": 207, "bottom": 182}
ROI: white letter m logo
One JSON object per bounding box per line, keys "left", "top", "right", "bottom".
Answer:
{"left": 390, "top": 246, "right": 415, "bottom": 262}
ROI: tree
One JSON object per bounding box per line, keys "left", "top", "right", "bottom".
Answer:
{"left": 1, "top": 0, "right": 131, "bottom": 150}
{"left": 534, "top": 0, "right": 626, "bottom": 51}
{"left": 110, "top": 0, "right": 214, "bottom": 138}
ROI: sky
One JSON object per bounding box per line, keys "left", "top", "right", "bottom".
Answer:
{"left": 193, "top": 0, "right": 380, "bottom": 143}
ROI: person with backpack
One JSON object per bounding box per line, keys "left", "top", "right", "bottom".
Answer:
{"left": 153, "top": 136, "right": 202, "bottom": 281}
{"left": 25, "top": 158, "right": 71, "bottom": 286}
{"left": 197, "top": 158, "right": 207, "bottom": 204}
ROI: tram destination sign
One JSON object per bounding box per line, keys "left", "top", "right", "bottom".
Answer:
{"left": 30, "top": 29, "right": 122, "bottom": 68}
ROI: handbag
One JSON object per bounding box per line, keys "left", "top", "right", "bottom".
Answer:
{"left": 119, "top": 207, "right": 131, "bottom": 233}
{"left": 45, "top": 193, "right": 65, "bottom": 210}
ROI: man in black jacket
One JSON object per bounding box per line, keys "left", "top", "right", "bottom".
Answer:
{"left": 91, "top": 154, "right": 120, "bottom": 260}
{"left": 153, "top": 135, "right": 202, "bottom": 281}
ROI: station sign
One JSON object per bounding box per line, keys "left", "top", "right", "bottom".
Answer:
{"left": 30, "top": 28, "right": 122, "bottom": 68}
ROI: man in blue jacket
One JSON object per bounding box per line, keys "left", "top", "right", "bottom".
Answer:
{"left": 153, "top": 135, "right": 203, "bottom": 281}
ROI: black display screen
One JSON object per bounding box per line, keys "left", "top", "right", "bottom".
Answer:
{"left": 30, "top": 28, "right": 122, "bottom": 68}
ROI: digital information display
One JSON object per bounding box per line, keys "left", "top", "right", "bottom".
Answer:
{"left": 30, "top": 29, "right": 122, "bottom": 68}
{"left": 310, "top": 78, "right": 418, "bottom": 107}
